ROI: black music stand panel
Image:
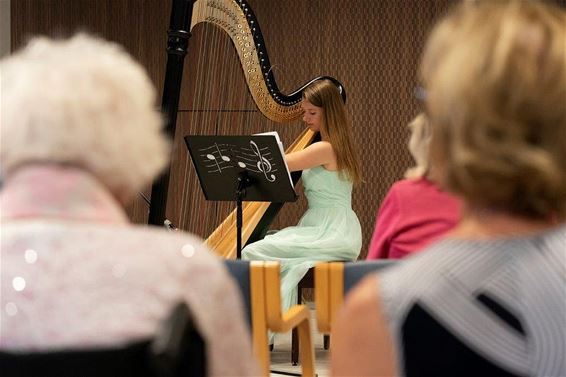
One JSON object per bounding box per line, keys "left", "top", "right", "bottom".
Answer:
{"left": 185, "top": 135, "right": 297, "bottom": 258}
{"left": 185, "top": 135, "right": 297, "bottom": 203}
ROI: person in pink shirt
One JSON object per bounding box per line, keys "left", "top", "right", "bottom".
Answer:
{"left": 366, "top": 114, "right": 461, "bottom": 259}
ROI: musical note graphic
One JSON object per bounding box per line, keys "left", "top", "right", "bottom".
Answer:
{"left": 206, "top": 153, "right": 221, "bottom": 172}
{"left": 250, "top": 141, "right": 276, "bottom": 182}
{"left": 197, "top": 140, "right": 278, "bottom": 180}
{"left": 203, "top": 143, "right": 232, "bottom": 173}
{"left": 215, "top": 143, "right": 231, "bottom": 163}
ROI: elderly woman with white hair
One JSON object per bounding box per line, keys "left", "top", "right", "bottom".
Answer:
{"left": 333, "top": 1, "right": 566, "bottom": 376}
{"left": 366, "top": 114, "right": 461, "bottom": 260}
{"left": 0, "top": 34, "right": 258, "bottom": 376}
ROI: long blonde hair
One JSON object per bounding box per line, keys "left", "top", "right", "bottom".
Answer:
{"left": 421, "top": 0, "right": 566, "bottom": 219}
{"left": 302, "top": 79, "right": 362, "bottom": 185}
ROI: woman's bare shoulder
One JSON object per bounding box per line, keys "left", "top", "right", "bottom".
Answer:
{"left": 308, "top": 140, "right": 333, "bottom": 152}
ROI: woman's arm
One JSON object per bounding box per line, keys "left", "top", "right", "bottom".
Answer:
{"left": 285, "top": 141, "right": 336, "bottom": 172}
{"left": 331, "top": 275, "right": 397, "bottom": 377}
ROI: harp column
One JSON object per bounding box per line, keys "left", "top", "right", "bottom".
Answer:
{"left": 148, "top": 0, "right": 197, "bottom": 226}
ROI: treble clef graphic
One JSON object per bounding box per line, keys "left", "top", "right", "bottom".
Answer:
{"left": 250, "top": 141, "right": 276, "bottom": 182}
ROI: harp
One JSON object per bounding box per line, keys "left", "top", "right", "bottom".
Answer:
{"left": 149, "top": 0, "right": 346, "bottom": 259}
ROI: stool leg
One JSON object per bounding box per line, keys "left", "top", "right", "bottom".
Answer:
{"left": 292, "top": 328, "right": 299, "bottom": 366}
{"left": 291, "top": 286, "right": 301, "bottom": 366}
{"left": 323, "top": 334, "right": 330, "bottom": 350}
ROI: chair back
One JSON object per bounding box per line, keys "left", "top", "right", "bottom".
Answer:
{"left": 224, "top": 260, "right": 315, "bottom": 377}
{"left": 224, "top": 260, "right": 271, "bottom": 376}
{"left": 224, "top": 259, "right": 253, "bottom": 330}
{"left": 0, "top": 341, "right": 152, "bottom": 377}
{"left": 315, "top": 260, "right": 399, "bottom": 334}
{"left": 343, "top": 260, "right": 398, "bottom": 294}
{"left": 0, "top": 303, "right": 206, "bottom": 377}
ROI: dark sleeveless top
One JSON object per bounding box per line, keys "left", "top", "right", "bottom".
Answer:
{"left": 378, "top": 225, "right": 566, "bottom": 377}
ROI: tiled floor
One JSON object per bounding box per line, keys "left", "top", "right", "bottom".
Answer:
{"left": 270, "top": 309, "right": 329, "bottom": 377}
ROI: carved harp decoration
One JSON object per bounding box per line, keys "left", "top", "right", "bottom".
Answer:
{"left": 184, "top": 0, "right": 346, "bottom": 259}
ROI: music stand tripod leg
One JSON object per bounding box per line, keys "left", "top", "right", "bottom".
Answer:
{"left": 236, "top": 171, "right": 252, "bottom": 259}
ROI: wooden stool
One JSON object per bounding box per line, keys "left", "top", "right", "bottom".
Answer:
{"left": 291, "top": 267, "right": 330, "bottom": 366}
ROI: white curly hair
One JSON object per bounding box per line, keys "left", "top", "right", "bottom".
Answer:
{"left": 0, "top": 33, "right": 169, "bottom": 199}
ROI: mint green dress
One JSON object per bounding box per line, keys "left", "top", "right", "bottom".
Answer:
{"left": 242, "top": 166, "right": 362, "bottom": 316}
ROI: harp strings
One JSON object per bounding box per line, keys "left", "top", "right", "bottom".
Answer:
{"left": 176, "top": 1, "right": 312, "bottom": 257}
{"left": 181, "top": 17, "right": 253, "bottom": 241}
{"left": 181, "top": 22, "right": 214, "bottom": 229}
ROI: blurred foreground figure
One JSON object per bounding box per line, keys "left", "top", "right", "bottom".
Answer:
{"left": 0, "top": 34, "right": 258, "bottom": 376}
{"left": 332, "top": 1, "right": 566, "bottom": 376}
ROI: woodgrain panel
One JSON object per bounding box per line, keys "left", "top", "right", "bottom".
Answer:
{"left": 11, "top": 0, "right": 170, "bottom": 224}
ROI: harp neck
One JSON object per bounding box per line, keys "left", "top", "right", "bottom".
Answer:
{"left": 191, "top": 0, "right": 346, "bottom": 122}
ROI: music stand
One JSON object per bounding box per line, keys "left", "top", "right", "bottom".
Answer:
{"left": 185, "top": 135, "right": 297, "bottom": 258}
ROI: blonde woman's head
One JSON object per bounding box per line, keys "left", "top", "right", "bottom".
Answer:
{"left": 421, "top": 0, "right": 566, "bottom": 219}
{"left": 302, "top": 79, "right": 362, "bottom": 185}
{"left": 0, "top": 34, "right": 169, "bottom": 202}
{"left": 405, "top": 114, "right": 432, "bottom": 179}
